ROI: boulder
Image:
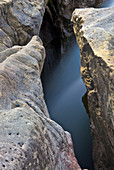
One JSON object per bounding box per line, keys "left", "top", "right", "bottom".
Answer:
{"left": 0, "top": 103, "right": 80, "bottom": 169}
{"left": 0, "top": 34, "right": 81, "bottom": 169}
{"left": 0, "top": 0, "right": 47, "bottom": 49}
{"left": 0, "top": 0, "right": 81, "bottom": 169}
{"left": 72, "top": 7, "right": 114, "bottom": 170}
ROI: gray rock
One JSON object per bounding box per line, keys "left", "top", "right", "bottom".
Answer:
{"left": 0, "top": 34, "right": 81, "bottom": 169}
{"left": 0, "top": 0, "right": 47, "bottom": 48}
{"left": 72, "top": 7, "right": 114, "bottom": 170}
{"left": 0, "top": 36, "right": 48, "bottom": 116}
{"left": 0, "top": 0, "right": 81, "bottom": 169}
{"left": 0, "top": 106, "right": 80, "bottom": 170}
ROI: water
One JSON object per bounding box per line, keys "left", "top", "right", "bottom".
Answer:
{"left": 41, "top": 1, "right": 113, "bottom": 169}
{"left": 42, "top": 39, "right": 93, "bottom": 169}
{"left": 96, "top": 0, "right": 114, "bottom": 7}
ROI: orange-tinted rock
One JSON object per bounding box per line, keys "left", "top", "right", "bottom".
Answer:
{"left": 72, "top": 7, "right": 114, "bottom": 170}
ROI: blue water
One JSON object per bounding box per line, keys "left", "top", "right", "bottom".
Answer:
{"left": 42, "top": 39, "right": 93, "bottom": 169}
{"left": 96, "top": 0, "right": 114, "bottom": 7}
{"left": 41, "top": 1, "right": 113, "bottom": 169}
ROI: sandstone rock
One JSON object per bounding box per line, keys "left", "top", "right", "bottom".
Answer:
{"left": 0, "top": 106, "right": 80, "bottom": 170}
{"left": 40, "top": 0, "right": 105, "bottom": 77}
{"left": 0, "top": 35, "right": 81, "bottom": 169}
{"left": 0, "top": 36, "right": 48, "bottom": 115}
{"left": 72, "top": 7, "right": 114, "bottom": 170}
{"left": 0, "top": 0, "right": 46, "bottom": 49}
{"left": 0, "top": 0, "right": 81, "bottom": 169}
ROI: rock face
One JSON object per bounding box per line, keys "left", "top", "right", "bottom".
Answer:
{"left": 0, "top": 0, "right": 81, "bottom": 169}
{"left": 72, "top": 7, "right": 114, "bottom": 170}
{"left": 40, "top": 0, "right": 105, "bottom": 78}
{"left": 0, "top": 0, "right": 47, "bottom": 50}
{"left": 40, "top": 0, "right": 105, "bottom": 48}
{"left": 0, "top": 97, "right": 79, "bottom": 169}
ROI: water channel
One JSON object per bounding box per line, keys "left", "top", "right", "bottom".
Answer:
{"left": 41, "top": 1, "right": 113, "bottom": 169}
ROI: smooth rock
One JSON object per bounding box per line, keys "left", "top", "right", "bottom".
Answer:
{"left": 0, "top": 36, "right": 49, "bottom": 116}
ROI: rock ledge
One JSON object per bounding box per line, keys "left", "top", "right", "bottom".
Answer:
{"left": 72, "top": 7, "right": 114, "bottom": 170}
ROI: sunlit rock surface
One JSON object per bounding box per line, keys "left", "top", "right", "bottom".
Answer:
{"left": 0, "top": 0, "right": 81, "bottom": 169}
{"left": 72, "top": 7, "right": 114, "bottom": 170}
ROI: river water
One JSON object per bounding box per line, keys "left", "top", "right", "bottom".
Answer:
{"left": 41, "top": 1, "right": 113, "bottom": 170}
{"left": 42, "top": 38, "right": 93, "bottom": 169}
{"left": 97, "top": 0, "right": 114, "bottom": 7}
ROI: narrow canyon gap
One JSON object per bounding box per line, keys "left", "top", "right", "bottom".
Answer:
{"left": 41, "top": 0, "right": 113, "bottom": 170}
{"left": 40, "top": 2, "right": 94, "bottom": 168}
{"left": 41, "top": 37, "right": 94, "bottom": 169}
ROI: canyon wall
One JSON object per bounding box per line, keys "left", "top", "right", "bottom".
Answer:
{"left": 40, "top": 0, "right": 105, "bottom": 49}
{"left": 40, "top": 0, "right": 105, "bottom": 77}
{"left": 72, "top": 7, "right": 114, "bottom": 170}
{"left": 0, "top": 0, "right": 81, "bottom": 169}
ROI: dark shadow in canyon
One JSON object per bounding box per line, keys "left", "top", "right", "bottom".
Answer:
{"left": 40, "top": 2, "right": 94, "bottom": 169}
{"left": 40, "top": 0, "right": 113, "bottom": 169}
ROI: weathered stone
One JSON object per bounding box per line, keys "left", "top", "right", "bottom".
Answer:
{"left": 40, "top": 0, "right": 106, "bottom": 78}
{"left": 0, "top": 34, "right": 81, "bottom": 169}
{"left": 0, "top": 0, "right": 81, "bottom": 169}
{"left": 0, "top": 0, "right": 47, "bottom": 49}
{"left": 0, "top": 36, "right": 48, "bottom": 115}
{"left": 0, "top": 106, "right": 81, "bottom": 170}
{"left": 72, "top": 7, "right": 114, "bottom": 170}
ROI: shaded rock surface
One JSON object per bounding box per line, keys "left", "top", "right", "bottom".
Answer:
{"left": 40, "top": 0, "right": 105, "bottom": 78}
{"left": 40, "top": 0, "right": 106, "bottom": 51}
{"left": 72, "top": 7, "right": 114, "bottom": 170}
{"left": 0, "top": 0, "right": 47, "bottom": 50}
{"left": 0, "top": 0, "right": 81, "bottom": 169}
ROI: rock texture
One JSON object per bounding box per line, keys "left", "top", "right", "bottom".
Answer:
{"left": 0, "top": 0, "right": 47, "bottom": 50}
{"left": 40, "top": 0, "right": 105, "bottom": 78}
{"left": 0, "top": 0, "right": 81, "bottom": 169}
{"left": 40, "top": 0, "right": 105, "bottom": 48}
{"left": 72, "top": 7, "right": 114, "bottom": 170}
{"left": 0, "top": 97, "right": 79, "bottom": 169}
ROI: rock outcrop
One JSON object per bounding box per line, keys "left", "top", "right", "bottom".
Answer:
{"left": 40, "top": 0, "right": 105, "bottom": 77}
{"left": 40, "top": 0, "right": 105, "bottom": 49}
{"left": 0, "top": 0, "right": 47, "bottom": 50}
{"left": 0, "top": 0, "right": 81, "bottom": 169}
{"left": 72, "top": 7, "right": 114, "bottom": 170}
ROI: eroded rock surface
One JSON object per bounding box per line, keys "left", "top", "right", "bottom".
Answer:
{"left": 0, "top": 36, "right": 48, "bottom": 115}
{"left": 0, "top": 0, "right": 47, "bottom": 50}
{"left": 40, "top": 0, "right": 105, "bottom": 77}
{"left": 0, "top": 0, "right": 81, "bottom": 169}
{"left": 0, "top": 101, "right": 79, "bottom": 169}
{"left": 72, "top": 7, "right": 114, "bottom": 170}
